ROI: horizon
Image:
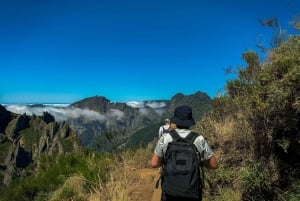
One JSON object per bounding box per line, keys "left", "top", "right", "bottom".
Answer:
{"left": 0, "top": 90, "right": 204, "bottom": 105}
{"left": 1, "top": 0, "right": 299, "bottom": 104}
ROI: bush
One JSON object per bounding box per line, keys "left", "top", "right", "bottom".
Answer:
{"left": 239, "top": 160, "right": 273, "bottom": 200}
{"left": 0, "top": 151, "right": 113, "bottom": 201}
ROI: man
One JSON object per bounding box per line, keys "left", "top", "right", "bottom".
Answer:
{"left": 150, "top": 105, "right": 217, "bottom": 201}
{"left": 158, "top": 118, "right": 170, "bottom": 139}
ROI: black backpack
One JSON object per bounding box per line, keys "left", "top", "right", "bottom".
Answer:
{"left": 162, "top": 126, "right": 169, "bottom": 134}
{"left": 161, "top": 130, "right": 204, "bottom": 200}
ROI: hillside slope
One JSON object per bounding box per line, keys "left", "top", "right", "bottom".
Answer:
{"left": 0, "top": 105, "right": 81, "bottom": 189}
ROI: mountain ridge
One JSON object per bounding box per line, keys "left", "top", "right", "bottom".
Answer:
{"left": 66, "top": 91, "right": 212, "bottom": 152}
{"left": 2, "top": 91, "right": 212, "bottom": 153}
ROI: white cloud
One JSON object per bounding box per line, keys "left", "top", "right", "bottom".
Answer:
{"left": 153, "top": 108, "right": 166, "bottom": 116}
{"left": 126, "top": 101, "right": 145, "bottom": 108}
{"left": 126, "top": 101, "right": 166, "bottom": 116}
{"left": 126, "top": 101, "right": 166, "bottom": 109}
{"left": 108, "top": 109, "right": 124, "bottom": 120}
{"left": 4, "top": 101, "right": 167, "bottom": 123}
{"left": 146, "top": 101, "right": 166, "bottom": 109}
{"left": 43, "top": 103, "right": 70, "bottom": 107}
{"left": 139, "top": 108, "right": 149, "bottom": 115}
{"left": 4, "top": 105, "right": 105, "bottom": 122}
{"left": 5, "top": 105, "right": 32, "bottom": 115}
{"left": 58, "top": 107, "right": 105, "bottom": 122}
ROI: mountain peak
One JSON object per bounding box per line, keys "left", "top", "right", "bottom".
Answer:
{"left": 70, "top": 96, "right": 111, "bottom": 112}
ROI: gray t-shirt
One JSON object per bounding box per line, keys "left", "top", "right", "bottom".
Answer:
{"left": 158, "top": 124, "right": 170, "bottom": 138}
{"left": 154, "top": 128, "right": 213, "bottom": 161}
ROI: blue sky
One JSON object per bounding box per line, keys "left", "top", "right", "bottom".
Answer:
{"left": 0, "top": 0, "right": 299, "bottom": 104}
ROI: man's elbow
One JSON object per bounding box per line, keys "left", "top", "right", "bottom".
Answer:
{"left": 204, "top": 156, "right": 218, "bottom": 170}
{"left": 150, "top": 154, "right": 161, "bottom": 168}
{"left": 209, "top": 162, "right": 218, "bottom": 170}
{"left": 150, "top": 159, "right": 161, "bottom": 168}
{"left": 150, "top": 162, "right": 159, "bottom": 168}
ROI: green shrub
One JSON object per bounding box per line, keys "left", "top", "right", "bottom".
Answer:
{"left": 278, "top": 181, "right": 300, "bottom": 201}
{"left": 239, "top": 160, "right": 272, "bottom": 200}
{"left": 212, "top": 187, "right": 241, "bottom": 201}
{"left": 0, "top": 150, "right": 113, "bottom": 201}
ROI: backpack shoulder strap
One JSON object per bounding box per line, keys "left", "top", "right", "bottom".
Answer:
{"left": 185, "top": 131, "right": 199, "bottom": 143}
{"left": 185, "top": 131, "right": 205, "bottom": 188}
{"left": 169, "top": 129, "right": 180, "bottom": 141}
{"left": 162, "top": 126, "right": 168, "bottom": 133}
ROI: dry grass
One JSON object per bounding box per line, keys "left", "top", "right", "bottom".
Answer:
{"left": 48, "top": 174, "right": 88, "bottom": 201}
{"left": 194, "top": 111, "right": 255, "bottom": 201}
{"left": 78, "top": 113, "right": 254, "bottom": 201}
{"left": 46, "top": 114, "right": 257, "bottom": 201}
{"left": 44, "top": 147, "right": 154, "bottom": 201}
{"left": 87, "top": 147, "right": 154, "bottom": 201}
{"left": 210, "top": 187, "right": 242, "bottom": 201}
{"left": 196, "top": 111, "right": 254, "bottom": 160}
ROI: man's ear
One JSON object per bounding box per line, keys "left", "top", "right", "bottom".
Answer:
{"left": 170, "top": 123, "right": 177, "bottom": 130}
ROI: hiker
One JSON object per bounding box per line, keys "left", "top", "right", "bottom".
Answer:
{"left": 150, "top": 105, "right": 218, "bottom": 201}
{"left": 158, "top": 118, "right": 170, "bottom": 139}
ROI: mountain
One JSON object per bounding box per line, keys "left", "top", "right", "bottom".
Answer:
{"left": 0, "top": 105, "right": 81, "bottom": 188}
{"left": 67, "top": 96, "right": 168, "bottom": 152}
{"left": 66, "top": 91, "right": 212, "bottom": 151}
{"left": 167, "top": 91, "right": 212, "bottom": 120}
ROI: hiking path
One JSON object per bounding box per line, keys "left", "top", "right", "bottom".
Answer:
{"left": 129, "top": 168, "right": 161, "bottom": 201}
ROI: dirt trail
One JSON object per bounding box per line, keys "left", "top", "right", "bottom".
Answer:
{"left": 129, "top": 168, "right": 161, "bottom": 201}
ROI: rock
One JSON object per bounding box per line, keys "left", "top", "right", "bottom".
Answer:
{"left": 0, "top": 133, "right": 7, "bottom": 143}
{"left": 42, "top": 112, "right": 55, "bottom": 124}
{"left": 0, "top": 105, "right": 12, "bottom": 133}
{"left": 5, "top": 114, "right": 29, "bottom": 140}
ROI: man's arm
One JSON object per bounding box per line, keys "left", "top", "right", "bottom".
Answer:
{"left": 203, "top": 155, "right": 218, "bottom": 170}
{"left": 158, "top": 126, "right": 163, "bottom": 139}
{"left": 150, "top": 154, "right": 162, "bottom": 168}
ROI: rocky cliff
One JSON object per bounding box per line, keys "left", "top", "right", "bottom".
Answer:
{"left": 0, "top": 105, "right": 81, "bottom": 188}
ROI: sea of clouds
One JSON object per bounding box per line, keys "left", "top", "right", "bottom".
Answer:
{"left": 3, "top": 101, "right": 166, "bottom": 122}
{"left": 4, "top": 104, "right": 106, "bottom": 122}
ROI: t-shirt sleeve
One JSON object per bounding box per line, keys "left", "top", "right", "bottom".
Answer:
{"left": 154, "top": 135, "right": 165, "bottom": 158}
{"left": 158, "top": 126, "right": 163, "bottom": 138}
{"left": 194, "top": 135, "right": 214, "bottom": 161}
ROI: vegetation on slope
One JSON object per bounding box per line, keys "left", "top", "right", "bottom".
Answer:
{"left": 0, "top": 147, "right": 154, "bottom": 201}
{"left": 194, "top": 35, "right": 300, "bottom": 201}
{"left": 125, "top": 123, "right": 161, "bottom": 148}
